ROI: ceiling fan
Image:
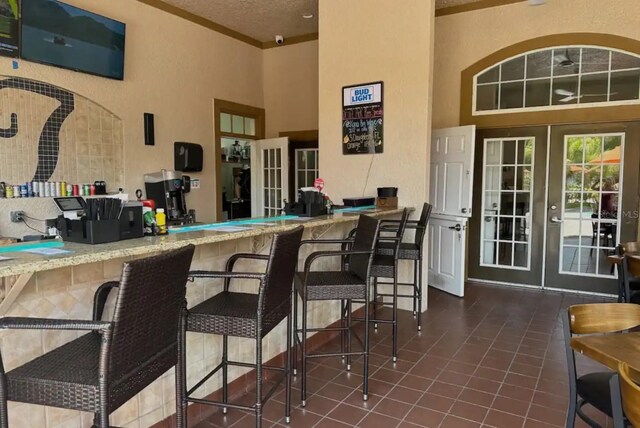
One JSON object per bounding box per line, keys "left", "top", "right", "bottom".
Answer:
{"left": 554, "top": 89, "right": 616, "bottom": 103}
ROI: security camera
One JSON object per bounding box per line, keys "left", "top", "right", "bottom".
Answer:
{"left": 275, "top": 35, "right": 284, "bottom": 45}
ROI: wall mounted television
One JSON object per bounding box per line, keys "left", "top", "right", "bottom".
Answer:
{"left": 21, "top": 0, "right": 125, "bottom": 80}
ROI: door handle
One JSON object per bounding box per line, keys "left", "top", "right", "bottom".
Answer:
{"left": 550, "top": 216, "right": 563, "bottom": 223}
{"left": 448, "top": 224, "right": 462, "bottom": 231}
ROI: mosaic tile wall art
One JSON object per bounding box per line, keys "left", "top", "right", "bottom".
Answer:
{"left": 0, "top": 76, "right": 124, "bottom": 191}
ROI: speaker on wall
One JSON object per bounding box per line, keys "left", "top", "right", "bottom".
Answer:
{"left": 174, "top": 142, "right": 203, "bottom": 172}
{"left": 144, "top": 113, "right": 155, "bottom": 146}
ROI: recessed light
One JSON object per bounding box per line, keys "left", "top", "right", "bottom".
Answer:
{"left": 302, "top": 13, "right": 314, "bottom": 19}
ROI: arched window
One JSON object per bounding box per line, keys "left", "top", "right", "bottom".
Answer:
{"left": 473, "top": 46, "right": 640, "bottom": 114}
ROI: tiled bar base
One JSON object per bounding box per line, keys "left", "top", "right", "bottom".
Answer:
{"left": 0, "top": 219, "right": 379, "bottom": 427}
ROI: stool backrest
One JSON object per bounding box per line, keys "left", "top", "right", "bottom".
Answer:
{"left": 261, "top": 226, "right": 304, "bottom": 316}
{"left": 390, "top": 208, "right": 410, "bottom": 257}
{"left": 414, "top": 203, "right": 433, "bottom": 246}
{"left": 109, "top": 244, "right": 195, "bottom": 381}
{"left": 619, "top": 362, "right": 640, "bottom": 427}
{"left": 349, "top": 214, "right": 381, "bottom": 281}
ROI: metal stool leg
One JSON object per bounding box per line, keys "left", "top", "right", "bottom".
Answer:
{"left": 301, "top": 298, "right": 308, "bottom": 407}
{"left": 373, "top": 277, "right": 378, "bottom": 330}
{"left": 255, "top": 334, "right": 263, "bottom": 428}
{"left": 293, "top": 293, "right": 298, "bottom": 376}
{"left": 417, "top": 258, "right": 423, "bottom": 331}
{"left": 346, "top": 299, "right": 352, "bottom": 371}
{"left": 340, "top": 299, "right": 346, "bottom": 361}
{"left": 222, "top": 334, "right": 228, "bottom": 414}
{"left": 285, "top": 312, "right": 292, "bottom": 424}
{"left": 363, "top": 289, "right": 370, "bottom": 401}
{"left": 392, "top": 263, "right": 399, "bottom": 362}
{"left": 412, "top": 260, "right": 418, "bottom": 316}
{"left": 176, "top": 321, "right": 187, "bottom": 428}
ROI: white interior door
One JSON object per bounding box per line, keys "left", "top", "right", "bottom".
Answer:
{"left": 430, "top": 125, "right": 476, "bottom": 217}
{"left": 428, "top": 215, "right": 468, "bottom": 297}
{"left": 428, "top": 126, "right": 476, "bottom": 297}
{"left": 251, "top": 137, "right": 289, "bottom": 218}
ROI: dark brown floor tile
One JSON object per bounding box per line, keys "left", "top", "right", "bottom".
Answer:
{"left": 473, "top": 366, "right": 506, "bottom": 382}
{"left": 448, "top": 401, "right": 488, "bottom": 423}
{"left": 358, "top": 412, "right": 401, "bottom": 428}
{"left": 497, "top": 384, "right": 535, "bottom": 403}
{"left": 327, "top": 403, "right": 369, "bottom": 426}
{"left": 313, "top": 417, "right": 352, "bottom": 428}
{"left": 398, "top": 374, "right": 433, "bottom": 391}
{"left": 457, "top": 388, "right": 494, "bottom": 408}
{"left": 284, "top": 408, "right": 323, "bottom": 427}
{"left": 509, "top": 362, "right": 542, "bottom": 378}
{"left": 531, "top": 390, "right": 568, "bottom": 412}
{"left": 416, "top": 391, "right": 454, "bottom": 413}
{"left": 343, "top": 389, "right": 382, "bottom": 410}
{"left": 404, "top": 406, "right": 446, "bottom": 427}
{"left": 491, "top": 395, "right": 530, "bottom": 417}
{"left": 387, "top": 385, "right": 424, "bottom": 404}
{"left": 503, "top": 372, "right": 538, "bottom": 389}
{"left": 372, "top": 367, "right": 407, "bottom": 384}
{"left": 526, "top": 403, "right": 566, "bottom": 427}
{"left": 373, "top": 397, "right": 414, "bottom": 420}
{"left": 427, "top": 381, "right": 463, "bottom": 399}
{"left": 299, "top": 395, "right": 340, "bottom": 415}
{"left": 315, "top": 382, "right": 354, "bottom": 402}
{"left": 439, "top": 415, "right": 481, "bottom": 428}
{"left": 484, "top": 409, "right": 526, "bottom": 428}
{"left": 465, "top": 376, "right": 502, "bottom": 394}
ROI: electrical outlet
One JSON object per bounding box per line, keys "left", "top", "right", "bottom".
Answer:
{"left": 10, "top": 211, "right": 25, "bottom": 223}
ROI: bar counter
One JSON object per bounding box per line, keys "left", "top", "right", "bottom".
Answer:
{"left": 0, "top": 207, "right": 405, "bottom": 427}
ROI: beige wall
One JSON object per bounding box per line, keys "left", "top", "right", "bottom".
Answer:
{"left": 0, "top": 0, "right": 265, "bottom": 223}
{"left": 433, "top": 0, "right": 640, "bottom": 129}
{"left": 263, "top": 41, "right": 319, "bottom": 138}
{"left": 318, "top": 0, "right": 434, "bottom": 210}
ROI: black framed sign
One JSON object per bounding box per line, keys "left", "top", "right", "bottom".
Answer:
{"left": 0, "top": 0, "right": 19, "bottom": 57}
{"left": 342, "top": 81, "right": 383, "bottom": 155}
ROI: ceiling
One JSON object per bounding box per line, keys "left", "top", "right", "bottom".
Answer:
{"left": 156, "top": 0, "right": 318, "bottom": 43}
{"left": 151, "top": 0, "right": 509, "bottom": 45}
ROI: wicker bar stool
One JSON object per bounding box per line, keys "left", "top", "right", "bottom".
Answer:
{"left": 178, "top": 226, "right": 303, "bottom": 428}
{"left": 376, "top": 203, "right": 432, "bottom": 331}
{"left": 0, "top": 245, "right": 196, "bottom": 428}
{"left": 293, "top": 214, "right": 380, "bottom": 407}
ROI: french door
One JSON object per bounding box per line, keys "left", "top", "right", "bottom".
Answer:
{"left": 250, "top": 137, "right": 289, "bottom": 217}
{"left": 468, "top": 123, "right": 640, "bottom": 294}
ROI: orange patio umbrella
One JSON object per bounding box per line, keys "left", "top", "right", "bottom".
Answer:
{"left": 589, "top": 146, "right": 621, "bottom": 164}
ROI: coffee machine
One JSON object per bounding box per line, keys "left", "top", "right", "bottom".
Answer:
{"left": 144, "top": 170, "right": 194, "bottom": 225}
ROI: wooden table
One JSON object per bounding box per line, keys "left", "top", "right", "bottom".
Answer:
{"left": 571, "top": 332, "right": 640, "bottom": 371}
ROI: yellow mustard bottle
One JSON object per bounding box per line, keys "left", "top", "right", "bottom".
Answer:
{"left": 155, "top": 208, "right": 167, "bottom": 235}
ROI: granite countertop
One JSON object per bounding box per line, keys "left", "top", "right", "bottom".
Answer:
{"left": 0, "top": 207, "right": 407, "bottom": 277}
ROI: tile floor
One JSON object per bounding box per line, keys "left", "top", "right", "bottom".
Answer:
{"left": 193, "top": 282, "right": 616, "bottom": 428}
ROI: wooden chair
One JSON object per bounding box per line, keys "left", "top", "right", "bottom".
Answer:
{"left": 614, "top": 362, "right": 640, "bottom": 428}
{"left": 564, "top": 303, "right": 640, "bottom": 428}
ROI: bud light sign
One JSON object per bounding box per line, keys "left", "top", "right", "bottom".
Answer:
{"left": 342, "top": 81, "right": 383, "bottom": 155}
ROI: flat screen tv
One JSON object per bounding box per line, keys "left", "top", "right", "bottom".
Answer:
{"left": 21, "top": 0, "right": 125, "bottom": 80}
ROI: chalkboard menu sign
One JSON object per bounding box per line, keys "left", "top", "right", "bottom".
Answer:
{"left": 342, "top": 81, "right": 383, "bottom": 155}
{"left": 0, "top": 0, "right": 19, "bottom": 57}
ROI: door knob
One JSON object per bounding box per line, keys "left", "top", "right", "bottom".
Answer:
{"left": 550, "top": 216, "right": 563, "bottom": 223}
{"left": 448, "top": 224, "right": 462, "bottom": 231}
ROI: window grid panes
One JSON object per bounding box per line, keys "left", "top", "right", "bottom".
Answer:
{"left": 263, "top": 148, "right": 283, "bottom": 217}
{"left": 295, "top": 149, "right": 319, "bottom": 190}
{"left": 474, "top": 46, "right": 640, "bottom": 114}
{"left": 560, "top": 133, "right": 624, "bottom": 277}
{"left": 480, "top": 138, "right": 535, "bottom": 270}
{"left": 219, "top": 112, "right": 257, "bottom": 138}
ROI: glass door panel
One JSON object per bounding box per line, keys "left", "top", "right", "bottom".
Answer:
{"left": 545, "top": 123, "right": 640, "bottom": 293}
{"left": 468, "top": 127, "right": 548, "bottom": 287}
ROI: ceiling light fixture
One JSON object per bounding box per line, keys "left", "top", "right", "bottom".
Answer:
{"left": 528, "top": 0, "right": 546, "bottom": 5}
{"left": 302, "top": 13, "right": 314, "bottom": 19}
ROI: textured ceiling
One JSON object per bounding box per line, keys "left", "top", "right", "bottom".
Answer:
{"left": 157, "top": 0, "right": 318, "bottom": 42}
{"left": 153, "top": 0, "right": 497, "bottom": 43}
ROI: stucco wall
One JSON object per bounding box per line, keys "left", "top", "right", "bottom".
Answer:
{"left": 318, "top": 0, "right": 434, "bottom": 209}
{"left": 432, "top": 0, "right": 640, "bottom": 129}
{"left": 0, "top": 0, "right": 265, "bottom": 223}
{"left": 263, "top": 41, "right": 319, "bottom": 138}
